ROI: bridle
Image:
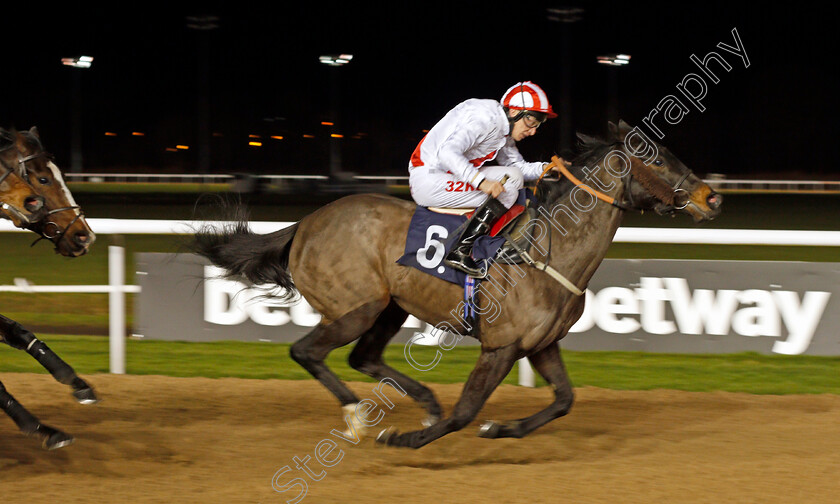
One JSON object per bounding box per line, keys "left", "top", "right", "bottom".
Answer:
{"left": 0, "top": 140, "right": 31, "bottom": 221}
{"left": 538, "top": 142, "right": 695, "bottom": 214}
{"left": 17, "top": 150, "right": 86, "bottom": 250}
{"left": 508, "top": 143, "right": 697, "bottom": 296}
{"left": 3, "top": 132, "right": 87, "bottom": 250}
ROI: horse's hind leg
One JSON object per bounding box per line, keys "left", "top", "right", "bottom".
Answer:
{"left": 0, "top": 314, "right": 99, "bottom": 404}
{"left": 377, "top": 344, "right": 519, "bottom": 449}
{"left": 477, "top": 342, "right": 574, "bottom": 439}
{"left": 348, "top": 300, "right": 443, "bottom": 426}
{"left": 0, "top": 379, "right": 74, "bottom": 450}
{"left": 290, "top": 299, "right": 391, "bottom": 433}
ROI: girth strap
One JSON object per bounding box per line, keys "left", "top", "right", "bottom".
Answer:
{"left": 501, "top": 231, "right": 584, "bottom": 297}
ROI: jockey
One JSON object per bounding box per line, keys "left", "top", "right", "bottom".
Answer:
{"left": 408, "top": 81, "right": 566, "bottom": 278}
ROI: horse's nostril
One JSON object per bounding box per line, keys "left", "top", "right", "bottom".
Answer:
{"left": 74, "top": 232, "right": 90, "bottom": 245}
{"left": 24, "top": 196, "right": 44, "bottom": 212}
{"left": 707, "top": 192, "right": 723, "bottom": 210}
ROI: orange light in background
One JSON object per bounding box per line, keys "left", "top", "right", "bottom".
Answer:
{"left": 320, "top": 121, "right": 334, "bottom": 126}
{"left": 131, "top": 132, "right": 145, "bottom": 136}
{"left": 271, "top": 136, "right": 284, "bottom": 140}
{"left": 248, "top": 134, "right": 261, "bottom": 138}
{"left": 249, "top": 141, "right": 262, "bottom": 147}
{"left": 104, "top": 132, "right": 117, "bottom": 136}
{"left": 330, "top": 134, "right": 344, "bottom": 138}
{"left": 303, "top": 134, "right": 315, "bottom": 139}
{"left": 165, "top": 147, "right": 178, "bottom": 152}
{"left": 176, "top": 145, "right": 189, "bottom": 150}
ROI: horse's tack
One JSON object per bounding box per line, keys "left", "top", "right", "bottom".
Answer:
{"left": 500, "top": 229, "right": 584, "bottom": 297}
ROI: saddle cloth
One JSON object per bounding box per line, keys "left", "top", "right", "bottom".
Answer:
{"left": 396, "top": 189, "right": 538, "bottom": 284}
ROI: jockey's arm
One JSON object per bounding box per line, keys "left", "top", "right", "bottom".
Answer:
{"left": 496, "top": 143, "right": 571, "bottom": 179}
{"left": 495, "top": 142, "right": 547, "bottom": 180}
{"left": 434, "top": 119, "right": 495, "bottom": 190}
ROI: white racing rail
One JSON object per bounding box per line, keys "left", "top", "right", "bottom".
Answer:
{"left": 2, "top": 219, "right": 839, "bottom": 383}
{"left": 62, "top": 173, "right": 840, "bottom": 193}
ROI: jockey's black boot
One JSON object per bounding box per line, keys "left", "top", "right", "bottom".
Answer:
{"left": 444, "top": 197, "right": 508, "bottom": 278}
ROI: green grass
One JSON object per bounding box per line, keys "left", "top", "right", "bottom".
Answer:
{"left": 1, "top": 335, "right": 837, "bottom": 395}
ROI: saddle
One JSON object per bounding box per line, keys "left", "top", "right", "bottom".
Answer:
{"left": 428, "top": 199, "right": 539, "bottom": 266}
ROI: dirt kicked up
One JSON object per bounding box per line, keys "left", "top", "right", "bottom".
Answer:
{"left": 0, "top": 373, "right": 837, "bottom": 504}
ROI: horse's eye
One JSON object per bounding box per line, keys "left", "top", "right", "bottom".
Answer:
{"left": 653, "top": 159, "right": 664, "bottom": 166}
{"left": 38, "top": 177, "right": 50, "bottom": 184}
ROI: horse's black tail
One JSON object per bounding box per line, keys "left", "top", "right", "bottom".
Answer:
{"left": 189, "top": 206, "right": 299, "bottom": 301}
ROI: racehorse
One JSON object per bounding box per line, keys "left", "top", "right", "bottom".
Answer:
{"left": 0, "top": 127, "right": 98, "bottom": 450}
{"left": 192, "top": 121, "right": 722, "bottom": 448}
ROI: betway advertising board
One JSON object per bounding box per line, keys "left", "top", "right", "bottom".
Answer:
{"left": 134, "top": 254, "right": 840, "bottom": 356}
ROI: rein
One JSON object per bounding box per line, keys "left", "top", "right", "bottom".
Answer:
{"left": 513, "top": 143, "right": 696, "bottom": 296}
{"left": 16, "top": 148, "right": 85, "bottom": 250}
{"left": 0, "top": 130, "right": 88, "bottom": 251}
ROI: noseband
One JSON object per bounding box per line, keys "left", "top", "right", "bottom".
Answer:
{"left": 541, "top": 143, "right": 695, "bottom": 214}
{"left": 16, "top": 148, "right": 86, "bottom": 251}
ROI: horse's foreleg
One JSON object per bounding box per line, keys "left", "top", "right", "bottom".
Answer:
{"left": 0, "top": 314, "right": 98, "bottom": 404}
{"left": 348, "top": 300, "right": 443, "bottom": 427}
{"left": 477, "top": 342, "right": 574, "bottom": 439}
{"left": 377, "top": 344, "right": 519, "bottom": 449}
{"left": 0, "top": 379, "right": 74, "bottom": 450}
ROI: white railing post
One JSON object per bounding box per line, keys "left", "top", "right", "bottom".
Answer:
{"left": 109, "top": 245, "right": 126, "bottom": 374}
{"left": 518, "top": 358, "right": 534, "bottom": 387}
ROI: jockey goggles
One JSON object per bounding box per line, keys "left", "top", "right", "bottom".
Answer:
{"left": 521, "top": 111, "right": 547, "bottom": 129}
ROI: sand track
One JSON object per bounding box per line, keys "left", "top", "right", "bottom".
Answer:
{"left": 1, "top": 373, "right": 838, "bottom": 503}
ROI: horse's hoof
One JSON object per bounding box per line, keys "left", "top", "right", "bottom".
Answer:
{"left": 73, "top": 387, "right": 100, "bottom": 405}
{"left": 477, "top": 420, "right": 501, "bottom": 439}
{"left": 421, "top": 415, "right": 440, "bottom": 428}
{"left": 37, "top": 425, "right": 75, "bottom": 450}
{"left": 375, "top": 427, "right": 398, "bottom": 446}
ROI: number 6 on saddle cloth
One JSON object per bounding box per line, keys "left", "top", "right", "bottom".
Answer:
{"left": 396, "top": 188, "right": 532, "bottom": 285}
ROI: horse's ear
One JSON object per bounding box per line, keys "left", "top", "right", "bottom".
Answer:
{"left": 617, "top": 120, "right": 634, "bottom": 140}
{"left": 576, "top": 132, "right": 599, "bottom": 144}
{"left": 607, "top": 121, "right": 618, "bottom": 138}
{"left": 28, "top": 126, "right": 40, "bottom": 138}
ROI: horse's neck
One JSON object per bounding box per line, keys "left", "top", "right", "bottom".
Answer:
{"left": 541, "top": 151, "right": 626, "bottom": 289}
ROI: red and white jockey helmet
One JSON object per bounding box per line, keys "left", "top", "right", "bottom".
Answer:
{"left": 500, "top": 81, "right": 557, "bottom": 118}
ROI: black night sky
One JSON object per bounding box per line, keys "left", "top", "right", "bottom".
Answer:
{"left": 2, "top": 1, "right": 836, "bottom": 179}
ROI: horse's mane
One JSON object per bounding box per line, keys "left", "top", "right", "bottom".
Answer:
{"left": 534, "top": 132, "right": 618, "bottom": 207}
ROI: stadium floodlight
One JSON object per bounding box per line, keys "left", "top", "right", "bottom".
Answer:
{"left": 319, "top": 54, "right": 353, "bottom": 66}
{"left": 61, "top": 56, "right": 94, "bottom": 69}
{"left": 597, "top": 54, "right": 631, "bottom": 66}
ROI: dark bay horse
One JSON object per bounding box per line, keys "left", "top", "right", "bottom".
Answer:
{"left": 192, "top": 121, "right": 722, "bottom": 448}
{"left": 0, "top": 127, "right": 98, "bottom": 450}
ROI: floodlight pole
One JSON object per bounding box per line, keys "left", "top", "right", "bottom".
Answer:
{"left": 319, "top": 54, "right": 353, "bottom": 180}
{"left": 187, "top": 15, "right": 218, "bottom": 174}
{"left": 596, "top": 54, "right": 631, "bottom": 134}
{"left": 61, "top": 56, "right": 93, "bottom": 173}
{"left": 547, "top": 7, "right": 584, "bottom": 153}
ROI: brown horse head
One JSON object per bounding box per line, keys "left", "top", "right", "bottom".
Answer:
{"left": 605, "top": 120, "right": 722, "bottom": 222}
{"left": 0, "top": 130, "right": 45, "bottom": 227}
{"left": 12, "top": 127, "right": 95, "bottom": 256}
